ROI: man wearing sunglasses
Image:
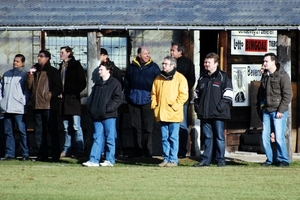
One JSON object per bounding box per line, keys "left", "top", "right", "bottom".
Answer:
{"left": 27, "top": 50, "right": 63, "bottom": 162}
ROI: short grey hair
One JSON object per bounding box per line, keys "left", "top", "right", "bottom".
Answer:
{"left": 164, "top": 55, "right": 177, "bottom": 68}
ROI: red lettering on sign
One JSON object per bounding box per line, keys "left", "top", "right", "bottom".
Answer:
{"left": 245, "top": 39, "right": 268, "bottom": 52}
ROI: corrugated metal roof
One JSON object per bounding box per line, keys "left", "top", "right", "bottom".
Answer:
{"left": 1, "top": 0, "right": 300, "bottom": 30}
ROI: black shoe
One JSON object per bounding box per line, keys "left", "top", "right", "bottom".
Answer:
{"left": 0, "top": 156, "right": 15, "bottom": 161}
{"left": 278, "top": 162, "right": 290, "bottom": 167}
{"left": 217, "top": 162, "right": 226, "bottom": 167}
{"left": 21, "top": 156, "right": 31, "bottom": 161}
{"left": 143, "top": 152, "right": 153, "bottom": 158}
{"left": 34, "top": 156, "right": 48, "bottom": 162}
{"left": 51, "top": 158, "right": 60, "bottom": 162}
{"left": 144, "top": 154, "right": 153, "bottom": 158}
{"left": 193, "top": 162, "right": 209, "bottom": 167}
{"left": 261, "top": 162, "right": 272, "bottom": 167}
{"left": 75, "top": 152, "right": 85, "bottom": 159}
{"left": 133, "top": 152, "right": 144, "bottom": 158}
{"left": 178, "top": 155, "right": 187, "bottom": 159}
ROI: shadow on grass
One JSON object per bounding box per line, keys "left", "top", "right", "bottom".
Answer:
{"left": 113, "top": 155, "right": 250, "bottom": 167}
{"left": 116, "top": 156, "right": 163, "bottom": 166}
{"left": 186, "top": 156, "right": 249, "bottom": 167}
{"left": 3, "top": 155, "right": 259, "bottom": 167}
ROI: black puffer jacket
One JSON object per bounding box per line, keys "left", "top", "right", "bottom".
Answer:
{"left": 88, "top": 76, "right": 122, "bottom": 120}
{"left": 194, "top": 69, "right": 233, "bottom": 120}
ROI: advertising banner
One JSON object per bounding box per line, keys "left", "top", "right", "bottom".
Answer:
{"left": 231, "top": 30, "right": 277, "bottom": 55}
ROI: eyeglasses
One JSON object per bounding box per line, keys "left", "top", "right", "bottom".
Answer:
{"left": 37, "top": 55, "right": 46, "bottom": 58}
{"left": 162, "top": 62, "right": 170, "bottom": 66}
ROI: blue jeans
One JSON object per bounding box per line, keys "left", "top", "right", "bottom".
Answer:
{"left": 62, "top": 115, "right": 84, "bottom": 154}
{"left": 201, "top": 119, "right": 225, "bottom": 165}
{"left": 89, "top": 118, "right": 116, "bottom": 164}
{"left": 178, "top": 103, "right": 189, "bottom": 157}
{"left": 4, "top": 113, "right": 29, "bottom": 157}
{"left": 262, "top": 110, "right": 289, "bottom": 164}
{"left": 33, "top": 109, "right": 60, "bottom": 160}
{"left": 160, "top": 122, "right": 180, "bottom": 164}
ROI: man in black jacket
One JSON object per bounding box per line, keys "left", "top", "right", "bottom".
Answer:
{"left": 59, "top": 46, "right": 86, "bottom": 158}
{"left": 83, "top": 61, "right": 122, "bottom": 167}
{"left": 170, "top": 42, "right": 195, "bottom": 158}
{"left": 193, "top": 52, "right": 233, "bottom": 167}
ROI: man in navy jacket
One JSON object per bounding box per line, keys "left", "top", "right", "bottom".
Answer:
{"left": 124, "top": 46, "right": 160, "bottom": 157}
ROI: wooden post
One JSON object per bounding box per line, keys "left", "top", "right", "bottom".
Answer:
{"left": 219, "top": 31, "right": 230, "bottom": 152}
{"left": 297, "top": 31, "right": 300, "bottom": 153}
{"left": 219, "top": 31, "right": 228, "bottom": 72}
{"left": 87, "top": 32, "right": 100, "bottom": 95}
{"left": 277, "top": 31, "right": 292, "bottom": 160}
{"left": 182, "top": 30, "right": 195, "bottom": 156}
{"left": 190, "top": 31, "right": 201, "bottom": 156}
{"left": 86, "top": 32, "right": 100, "bottom": 152}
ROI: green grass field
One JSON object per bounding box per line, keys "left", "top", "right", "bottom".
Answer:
{"left": 1, "top": 157, "right": 300, "bottom": 200}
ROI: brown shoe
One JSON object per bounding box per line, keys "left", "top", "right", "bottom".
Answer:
{"left": 158, "top": 161, "right": 168, "bottom": 167}
{"left": 166, "top": 162, "right": 178, "bottom": 167}
{"left": 60, "top": 152, "right": 71, "bottom": 157}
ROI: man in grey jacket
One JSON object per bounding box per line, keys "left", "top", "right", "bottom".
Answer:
{"left": 258, "top": 53, "right": 293, "bottom": 167}
{"left": 0, "top": 54, "right": 30, "bottom": 161}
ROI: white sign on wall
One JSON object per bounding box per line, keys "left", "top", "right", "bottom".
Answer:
{"left": 232, "top": 64, "right": 262, "bottom": 106}
{"left": 231, "top": 30, "right": 277, "bottom": 55}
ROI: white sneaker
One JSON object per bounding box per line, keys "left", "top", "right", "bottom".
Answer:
{"left": 82, "top": 161, "right": 99, "bottom": 167}
{"left": 100, "top": 160, "right": 114, "bottom": 167}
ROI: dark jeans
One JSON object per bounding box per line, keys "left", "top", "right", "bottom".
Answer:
{"left": 178, "top": 104, "right": 189, "bottom": 157}
{"left": 0, "top": 116, "right": 5, "bottom": 157}
{"left": 200, "top": 119, "right": 225, "bottom": 165}
{"left": 33, "top": 109, "right": 60, "bottom": 161}
{"left": 128, "top": 102, "right": 154, "bottom": 156}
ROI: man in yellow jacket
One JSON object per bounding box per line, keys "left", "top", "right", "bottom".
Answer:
{"left": 151, "top": 56, "right": 188, "bottom": 167}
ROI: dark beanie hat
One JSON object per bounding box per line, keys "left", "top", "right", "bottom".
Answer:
{"left": 101, "top": 48, "right": 108, "bottom": 55}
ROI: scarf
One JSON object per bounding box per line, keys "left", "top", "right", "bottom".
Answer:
{"left": 61, "top": 61, "right": 68, "bottom": 91}
{"left": 159, "top": 68, "right": 176, "bottom": 80}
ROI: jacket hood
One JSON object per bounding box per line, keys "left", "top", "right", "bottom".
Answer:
{"left": 13, "top": 66, "right": 26, "bottom": 73}
{"left": 95, "top": 74, "right": 114, "bottom": 86}
{"left": 262, "top": 63, "right": 285, "bottom": 78}
{"left": 132, "top": 56, "right": 154, "bottom": 67}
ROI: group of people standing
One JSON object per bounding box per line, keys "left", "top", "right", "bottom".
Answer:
{"left": 0, "top": 43, "right": 235, "bottom": 168}
{"left": 84, "top": 44, "right": 232, "bottom": 168}
{"left": 0, "top": 47, "right": 87, "bottom": 162}
{"left": 0, "top": 43, "right": 292, "bottom": 168}
{"left": 83, "top": 44, "right": 197, "bottom": 167}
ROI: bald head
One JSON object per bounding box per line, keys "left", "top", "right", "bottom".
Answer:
{"left": 138, "top": 46, "right": 150, "bottom": 63}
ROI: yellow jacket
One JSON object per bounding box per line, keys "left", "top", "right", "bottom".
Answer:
{"left": 151, "top": 71, "right": 188, "bottom": 122}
